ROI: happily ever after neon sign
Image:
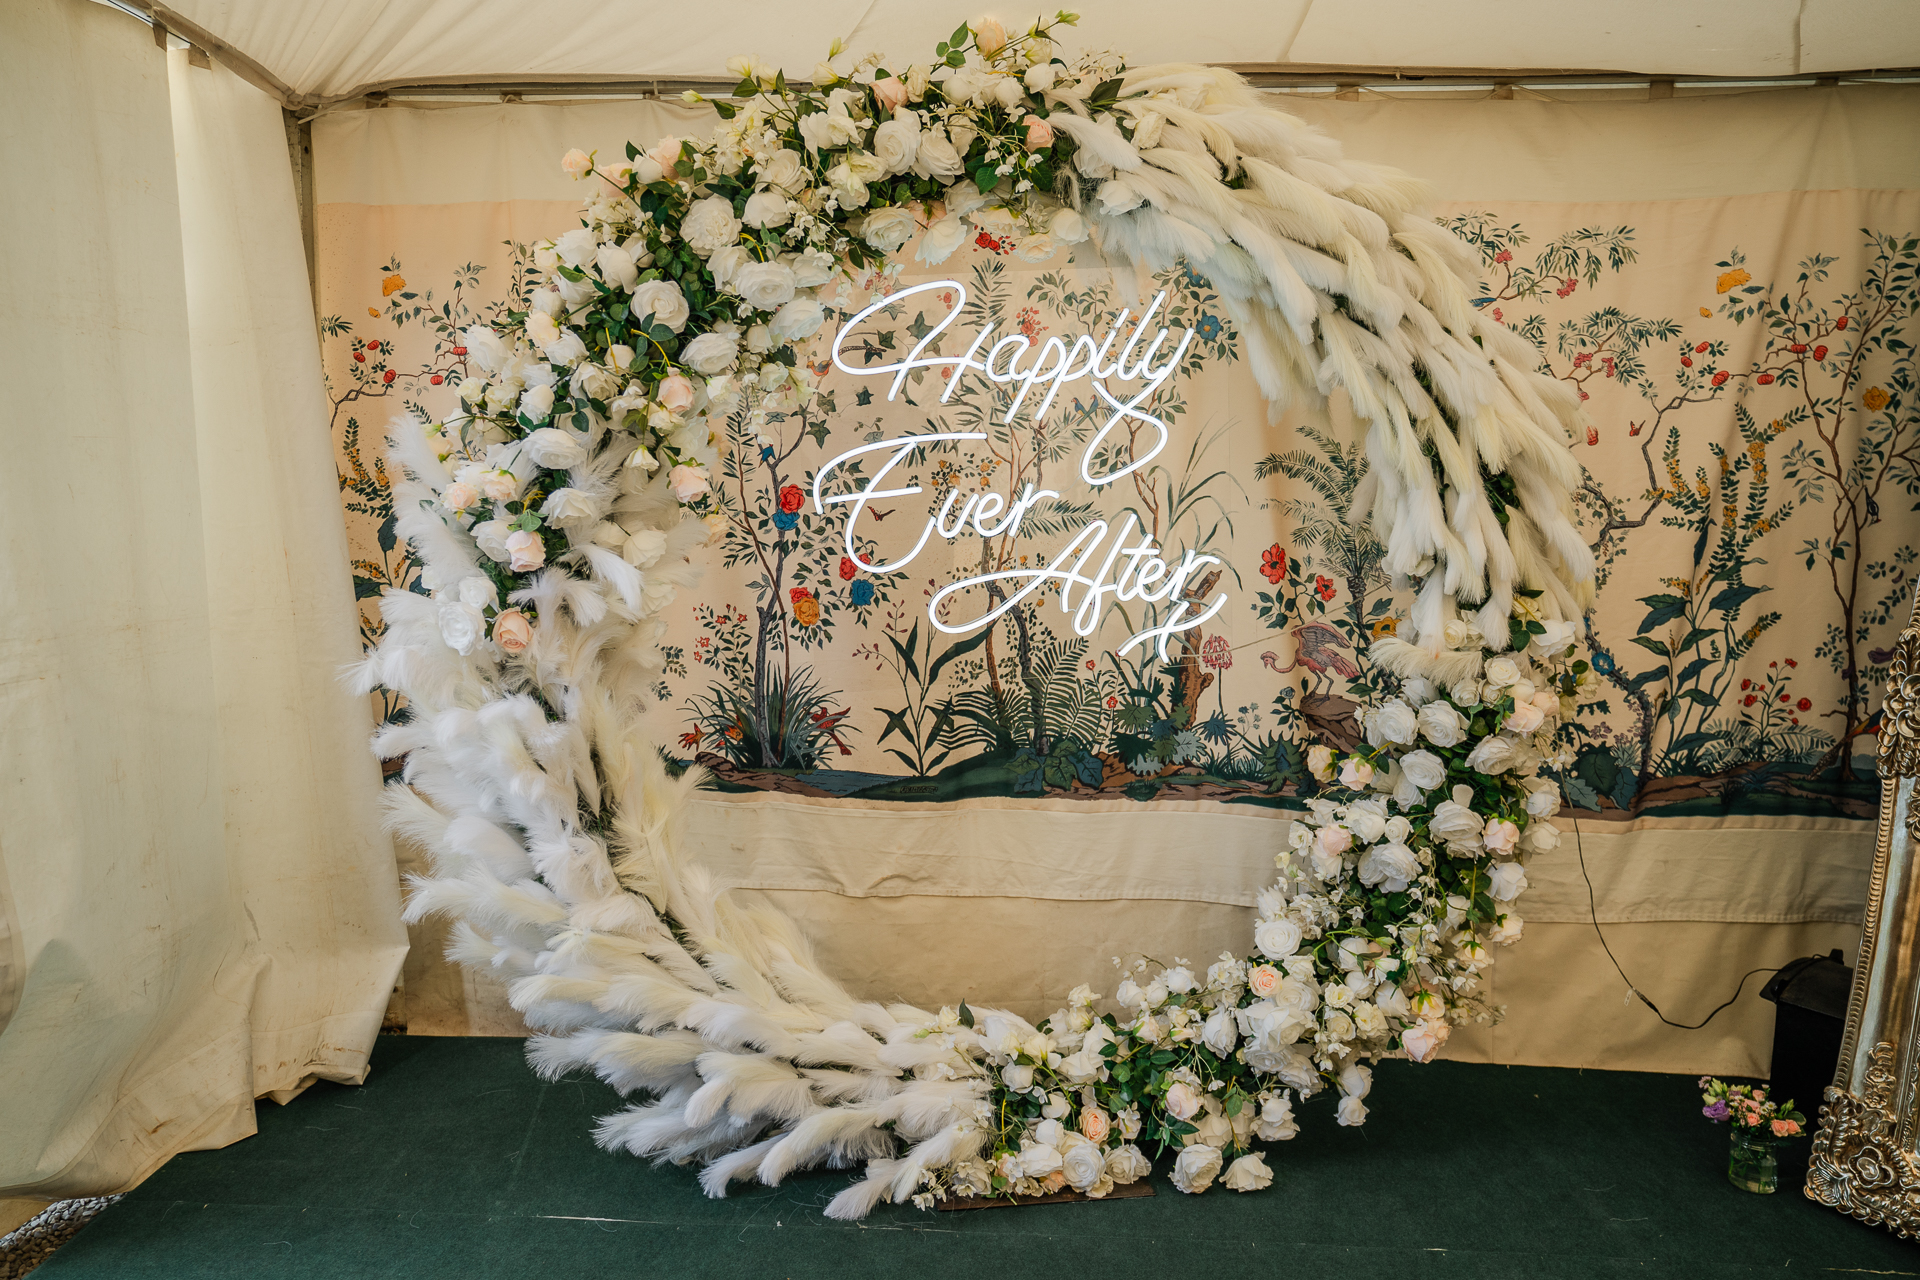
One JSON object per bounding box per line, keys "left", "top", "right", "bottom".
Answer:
{"left": 813, "top": 280, "right": 1226, "bottom": 661}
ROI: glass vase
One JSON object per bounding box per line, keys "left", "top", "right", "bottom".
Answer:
{"left": 1727, "top": 1127, "right": 1778, "bottom": 1194}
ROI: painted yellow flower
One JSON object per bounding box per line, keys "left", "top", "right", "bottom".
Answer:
{"left": 1864, "top": 385, "right": 1892, "bottom": 412}
{"left": 1371, "top": 616, "right": 1400, "bottom": 638}
{"left": 1699, "top": 307, "right": 1712, "bottom": 317}
{"left": 367, "top": 307, "right": 379, "bottom": 317}
{"left": 793, "top": 596, "right": 821, "bottom": 627}
{"left": 382, "top": 274, "right": 408, "bottom": 297}
{"left": 1716, "top": 268, "right": 1750, "bottom": 294}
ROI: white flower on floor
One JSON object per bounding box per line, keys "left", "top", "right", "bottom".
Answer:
{"left": 1171, "top": 1144, "right": 1223, "bottom": 1194}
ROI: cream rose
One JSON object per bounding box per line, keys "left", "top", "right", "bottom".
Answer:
{"left": 540, "top": 487, "right": 597, "bottom": 524}
{"left": 1357, "top": 842, "right": 1420, "bottom": 892}
{"left": 523, "top": 427, "right": 588, "bottom": 470}
{"left": 871, "top": 118, "right": 919, "bottom": 174}
{"left": 440, "top": 482, "right": 480, "bottom": 513}
{"left": 1418, "top": 700, "right": 1469, "bottom": 747}
{"left": 1465, "top": 734, "right": 1517, "bottom": 775}
{"left": 471, "top": 519, "right": 512, "bottom": 563}
{"left": 1484, "top": 656, "right": 1523, "bottom": 688}
{"left": 1366, "top": 698, "right": 1419, "bottom": 746}
{"left": 1306, "top": 743, "right": 1336, "bottom": 781}
{"left": 681, "top": 195, "right": 742, "bottom": 256}
{"left": 1062, "top": 1139, "right": 1106, "bottom": 1193}
{"left": 1163, "top": 1081, "right": 1201, "bottom": 1121}
{"left": 595, "top": 242, "right": 638, "bottom": 289}
{"left": 1336, "top": 1094, "right": 1369, "bottom": 1127}
{"left": 769, "top": 297, "right": 826, "bottom": 342}
{"left": 861, "top": 205, "right": 919, "bottom": 254}
{"left": 971, "top": 17, "right": 1008, "bottom": 56}
{"left": 517, "top": 383, "right": 555, "bottom": 423}
{"left": 1254, "top": 919, "right": 1302, "bottom": 961}
{"left": 914, "top": 131, "right": 966, "bottom": 180}
{"left": 1170, "top": 1143, "right": 1223, "bottom": 1195}
{"left": 756, "top": 148, "right": 806, "bottom": 194}
{"left": 741, "top": 190, "right": 791, "bottom": 229}
{"left": 1483, "top": 819, "right": 1521, "bottom": 857}
{"left": 1401, "top": 1019, "right": 1448, "bottom": 1062}
{"left": 437, "top": 600, "right": 485, "bottom": 655}
{"left": 491, "top": 608, "right": 532, "bottom": 654}
{"left": 680, "top": 333, "right": 740, "bottom": 376}
{"left": 1105, "top": 1144, "right": 1150, "bottom": 1184}
{"left": 732, "top": 261, "right": 797, "bottom": 310}
{"left": 1399, "top": 748, "right": 1447, "bottom": 791}
{"left": 1254, "top": 1094, "right": 1298, "bottom": 1141}
{"left": 632, "top": 280, "right": 690, "bottom": 333}
{"left": 1506, "top": 701, "right": 1547, "bottom": 734}
{"left": 915, "top": 214, "right": 967, "bottom": 264}
{"left": 1222, "top": 1153, "right": 1273, "bottom": 1193}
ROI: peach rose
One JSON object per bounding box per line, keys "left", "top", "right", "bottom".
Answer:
{"left": 1339, "top": 757, "right": 1374, "bottom": 788}
{"left": 657, "top": 374, "right": 697, "bottom": 413}
{"left": 504, "top": 529, "right": 546, "bottom": 572}
{"left": 1163, "top": 1081, "right": 1201, "bottom": 1121}
{"left": 1078, "top": 1108, "right": 1111, "bottom": 1143}
{"left": 560, "top": 148, "right": 593, "bottom": 178}
{"left": 1025, "top": 117, "right": 1055, "bottom": 151}
{"left": 647, "top": 135, "right": 684, "bottom": 175}
{"left": 491, "top": 608, "right": 532, "bottom": 654}
{"left": 1247, "top": 964, "right": 1282, "bottom": 999}
{"left": 481, "top": 471, "right": 518, "bottom": 503}
{"left": 971, "top": 17, "right": 1007, "bottom": 57}
{"left": 441, "top": 481, "right": 480, "bottom": 512}
{"left": 872, "top": 75, "right": 908, "bottom": 113}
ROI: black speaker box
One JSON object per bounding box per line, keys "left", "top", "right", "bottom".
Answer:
{"left": 1760, "top": 950, "right": 1853, "bottom": 1121}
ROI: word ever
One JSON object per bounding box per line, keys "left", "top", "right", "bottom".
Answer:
{"left": 830, "top": 279, "right": 1196, "bottom": 486}
{"left": 814, "top": 285, "right": 1225, "bottom": 659}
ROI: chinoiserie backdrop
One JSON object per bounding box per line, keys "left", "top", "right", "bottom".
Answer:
{"left": 314, "top": 83, "right": 1920, "bottom": 1075}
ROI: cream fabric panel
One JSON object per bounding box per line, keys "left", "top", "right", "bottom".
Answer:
{"left": 0, "top": 0, "right": 403, "bottom": 1199}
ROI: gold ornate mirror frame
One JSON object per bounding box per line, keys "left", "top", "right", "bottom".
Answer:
{"left": 1809, "top": 595, "right": 1920, "bottom": 1235}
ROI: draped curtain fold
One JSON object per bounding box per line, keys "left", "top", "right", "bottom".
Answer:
{"left": 0, "top": 0, "right": 404, "bottom": 1200}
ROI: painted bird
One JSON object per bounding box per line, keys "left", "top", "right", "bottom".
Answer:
{"left": 1261, "top": 622, "right": 1362, "bottom": 689}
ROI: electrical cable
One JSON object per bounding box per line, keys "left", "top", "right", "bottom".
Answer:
{"left": 1573, "top": 816, "right": 1781, "bottom": 1030}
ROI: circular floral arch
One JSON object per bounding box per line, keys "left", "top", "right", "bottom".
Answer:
{"left": 359, "top": 14, "right": 1594, "bottom": 1217}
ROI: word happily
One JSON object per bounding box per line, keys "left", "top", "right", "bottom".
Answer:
{"left": 814, "top": 281, "right": 1224, "bottom": 659}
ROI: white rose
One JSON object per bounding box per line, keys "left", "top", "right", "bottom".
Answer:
{"left": 1523, "top": 820, "right": 1562, "bottom": 853}
{"left": 1254, "top": 918, "right": 1303, "bottom": 960}
{"left": 1336, "top": 1094, "right": 1369, "bottom": 1127}
{"left": 1401, "top": 1019, "right": 1449, "bottom": 1063}
{"left": 594, "top": 243, "right": 638, "bottom": 289}
{"left": 797, "top": 109, "right": 862, "bottom": 153}
{"left": 787, "top": 250, "right": 835, "bottom": 288}
{"left": 680, "top": 332, "right": 740, "bottom": 375}
{"left": 681, "top": 195, "right": 742, "bottom": 256}
{"left": 1222, "top": 1153, "right": 1273, "bottom": 1193}
{"left": 871, "top": 117, "right": 920, "bottom": 174}
{"left": 1059, "top": 1047, "right": 1105, "bottom": 1084}
{"left": 1418, "top": 701, "right": 1469, "bottom": 747}
{"left": 1352, "top": 1001, "right": 1388, "bottom": 1038}
{"left": 1201, "top": 1006, "right": 1238, "bottom": 1056}
{"left": 914, "top": 130, "right": 966, "bottom": 180}
{"left": 915, "top": 215, "right": 968, "bottom": 264}
{"left": 707, "top": 244, "right": 751, "bottom": 290}
{"left": 1190, "top": 1106, "right": 1233, "bottom": 1150}
{"left": 731, "top": 261, "right": 797, "bottom": 310}
{"left": 1105, "top": 1144, "right": 1150, "bottom": 1184}
{"left": 1488, "top": 912, "right": 1526, "bottom": 945}
{"left": 1163, "top": 1081, "right": 1201, "bottom": 1121}
{"left": 522, "top": 427, "right": 588, "bottom": 470}
{"left": 458, "top": 376, "right": 487, "bottom": 404}
{"left": 1399, "top": 749, "right": 1447, "bottom": 791}
{"left": 622, "top": 528, "right": 668, "bottom": 568}
{"left": 1452, "top": 678, "right": 1486, "bottom": 707}
{"left": 756, "top": 148, "right": 807, "bottom": 193}
{"left": 1000, "top": 1063, "right": 1034, "bottom": 1092}
{"left": 1098, "top": 178, "right": 1143, "bottom": 214}
{"left": 540, "top": 487, "right": 598, "bottom": 523}
{"left": 861, "top": 205, "right": 919, "bottom": 254}
{"left": 1533, "top": 618, "right": 1578, "bottom": 656}
{"left": 1062, "top": 1140, "right": 1106, "bottom": 1193}
{"left": 517, "top": 383, "right": 554, "bottom": 423}
{"left": 455, "top": 575, "right": 497, "bottom": 610}
{"left": 1401, "top": 676, "right": 1437, "bottom": 706}
{"left": 769, "top": 297, "right": 825, "bottom": 343}
{"left": 1428, "top": 796, "right": 1484, "bottom": 843}
{"left": 1346, "top": 799, "right": 1388, "bottom": 843}
{"left": 1017, "top": 1142, "right": 1062, "bottom": 1179}
{"left": 741, "top": 190, "right": 791, "bottom": 229}
{"left": 1357, "top": 842, "right": 1420, "bottom": 892}
{"left": 632, "top": 280, "right": 690, "bottom": 332}
{"left": 1443, "top": 618, "right": 1479, "bottom": 649}
{"left": 437, "top": 600, "right": 486, "bottom": 655}
{"left": 471, "top": 519, "right": 512, "bottom": 562}
{"left": 524, "top": 309, "right": 561, "bottom": 350}
{"left": 1366, "top": 699, "right": 1419, "bottom": 747}
{"left": 1464, "top": 734, "right": 1517, "bottom": 775}
{"left": 462, "top": 325, "right": 508, "bottom": 373}
{"left": 543, "top": 329, "right": 587, "bottom": 367}
{"left": 1254, "top": 1094, "right": 1298, "bottom": 1142}
{"left": 1170, "top": 1144, "right": 1223, "bottom": 1195}
{"left": 1484, "top": 656, "right": 1522, "bottom": 688}
{"left": 824, "top": 161, "right": 869, "bottom": 208}
{"left": 1525, "top": 783, "right": 1561, "bottom": 817}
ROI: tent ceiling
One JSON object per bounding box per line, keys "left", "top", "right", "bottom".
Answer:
{"left": 146, "top": 0, "right": 1920, "bottom": 105}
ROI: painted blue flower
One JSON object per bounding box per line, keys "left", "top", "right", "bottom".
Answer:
{"left": 848, "top": 579, "right": 875, "bottom": 606}
{"left": 760, "top": 445, "right": 775, "bottom": 461}
{"left": 1197, "top": 313, "right": 1222, "bottom": 342}
{"left": 772, "top": 510, "right": 799, "bottom": 531}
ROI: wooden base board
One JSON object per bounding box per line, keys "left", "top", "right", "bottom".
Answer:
{"left": 936, "top": 1180, "right": 1155, "bottom": 1210}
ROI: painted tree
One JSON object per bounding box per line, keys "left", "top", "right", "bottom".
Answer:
{"left": 1729, "top": 233, "right": 1920, "bottom": 777}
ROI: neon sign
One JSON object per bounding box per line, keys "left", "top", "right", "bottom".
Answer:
{"left": 813, "top": 280, "right": 1227, "bottom": 660}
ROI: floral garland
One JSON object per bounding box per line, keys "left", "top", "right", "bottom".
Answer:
{"left": 363, "top": 13, "right": 1596, "bottom": 1218}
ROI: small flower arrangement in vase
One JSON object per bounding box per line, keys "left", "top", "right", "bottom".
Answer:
{"left": 1699, "top": 1077, "right": 1807, "bottom": 1193}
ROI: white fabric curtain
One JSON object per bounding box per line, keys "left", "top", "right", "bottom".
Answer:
{"left": 0, "top": 0, "right": 404, "bottom": 1200}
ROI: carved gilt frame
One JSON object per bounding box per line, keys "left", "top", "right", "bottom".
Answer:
{"left": 1807, "top": 595, "right": 1920, "bottom": 1234}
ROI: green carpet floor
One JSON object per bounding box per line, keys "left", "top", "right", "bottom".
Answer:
{"left": 32, "top": 1035, "right": 1917, "bottom": 1279}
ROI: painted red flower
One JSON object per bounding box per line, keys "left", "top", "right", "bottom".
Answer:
{"left": 839, "top": 556, "right": 857, "bottom": 581}
{"left": 1740, "top": 678, "right": 1751, "bottom": 690}
{"left": 1813, "top": 345, "right": 1828, "bottom": 360}
{"left": 1797, "top": 698, "right": 1812, "bottom": 712}
{"left": 1201, "top": 634, "right": 1233, "bottom": 671}
{"left": 382, "top": 369, "right": 396, "bottom": 384}
{"left": 1835, "top": 316, "right": 1849, "bottom": 330}
{"left": 789, "top": 587, "right": 813, "bottom": 604}
{"left": 354, "top": 351, "right": 366, "bottom": 363}
{"left": 429, "top": 374, "right": 444, "bottom": 385}
{"left": 1756, "top": 373, "right": 1774, "bottom": 385}
{"left": 1681, "top": 356, "right": 1693, "bottom": 367}
{"left": 367, "top": 340, "right": 381, "bottom": 352}
{"left": 1585, "top": 425, "right": 1598, "bottom": 444}
{"left": 1743, "top": 694, "right": 1757, "bottom": 706}
{"left": 1711, "top": 370, "right": 1730, "bottom": 387}
{"left": 1259, "top": 544, "right": 1287, "bottom": 584}
{"left": 1786, "top": 658, "right": 1798, "bottom": 667}
{"left": 778, "top": 484, "right": 805, "bottom": 513}
{"left": 1494, "top": 249, "right": 1512, "bottom": 264}
{"left": 1314, "top": 575, "right": 1337, "bottom": 602}
{"left": 1789, "top": 343, "right": 1808, "bottom": 354}
{"left": 1695, "top": 342, "right": 1710, "bottom": 353}
{"left": 452, "top": 345, "right": 468, "bottom": 356}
